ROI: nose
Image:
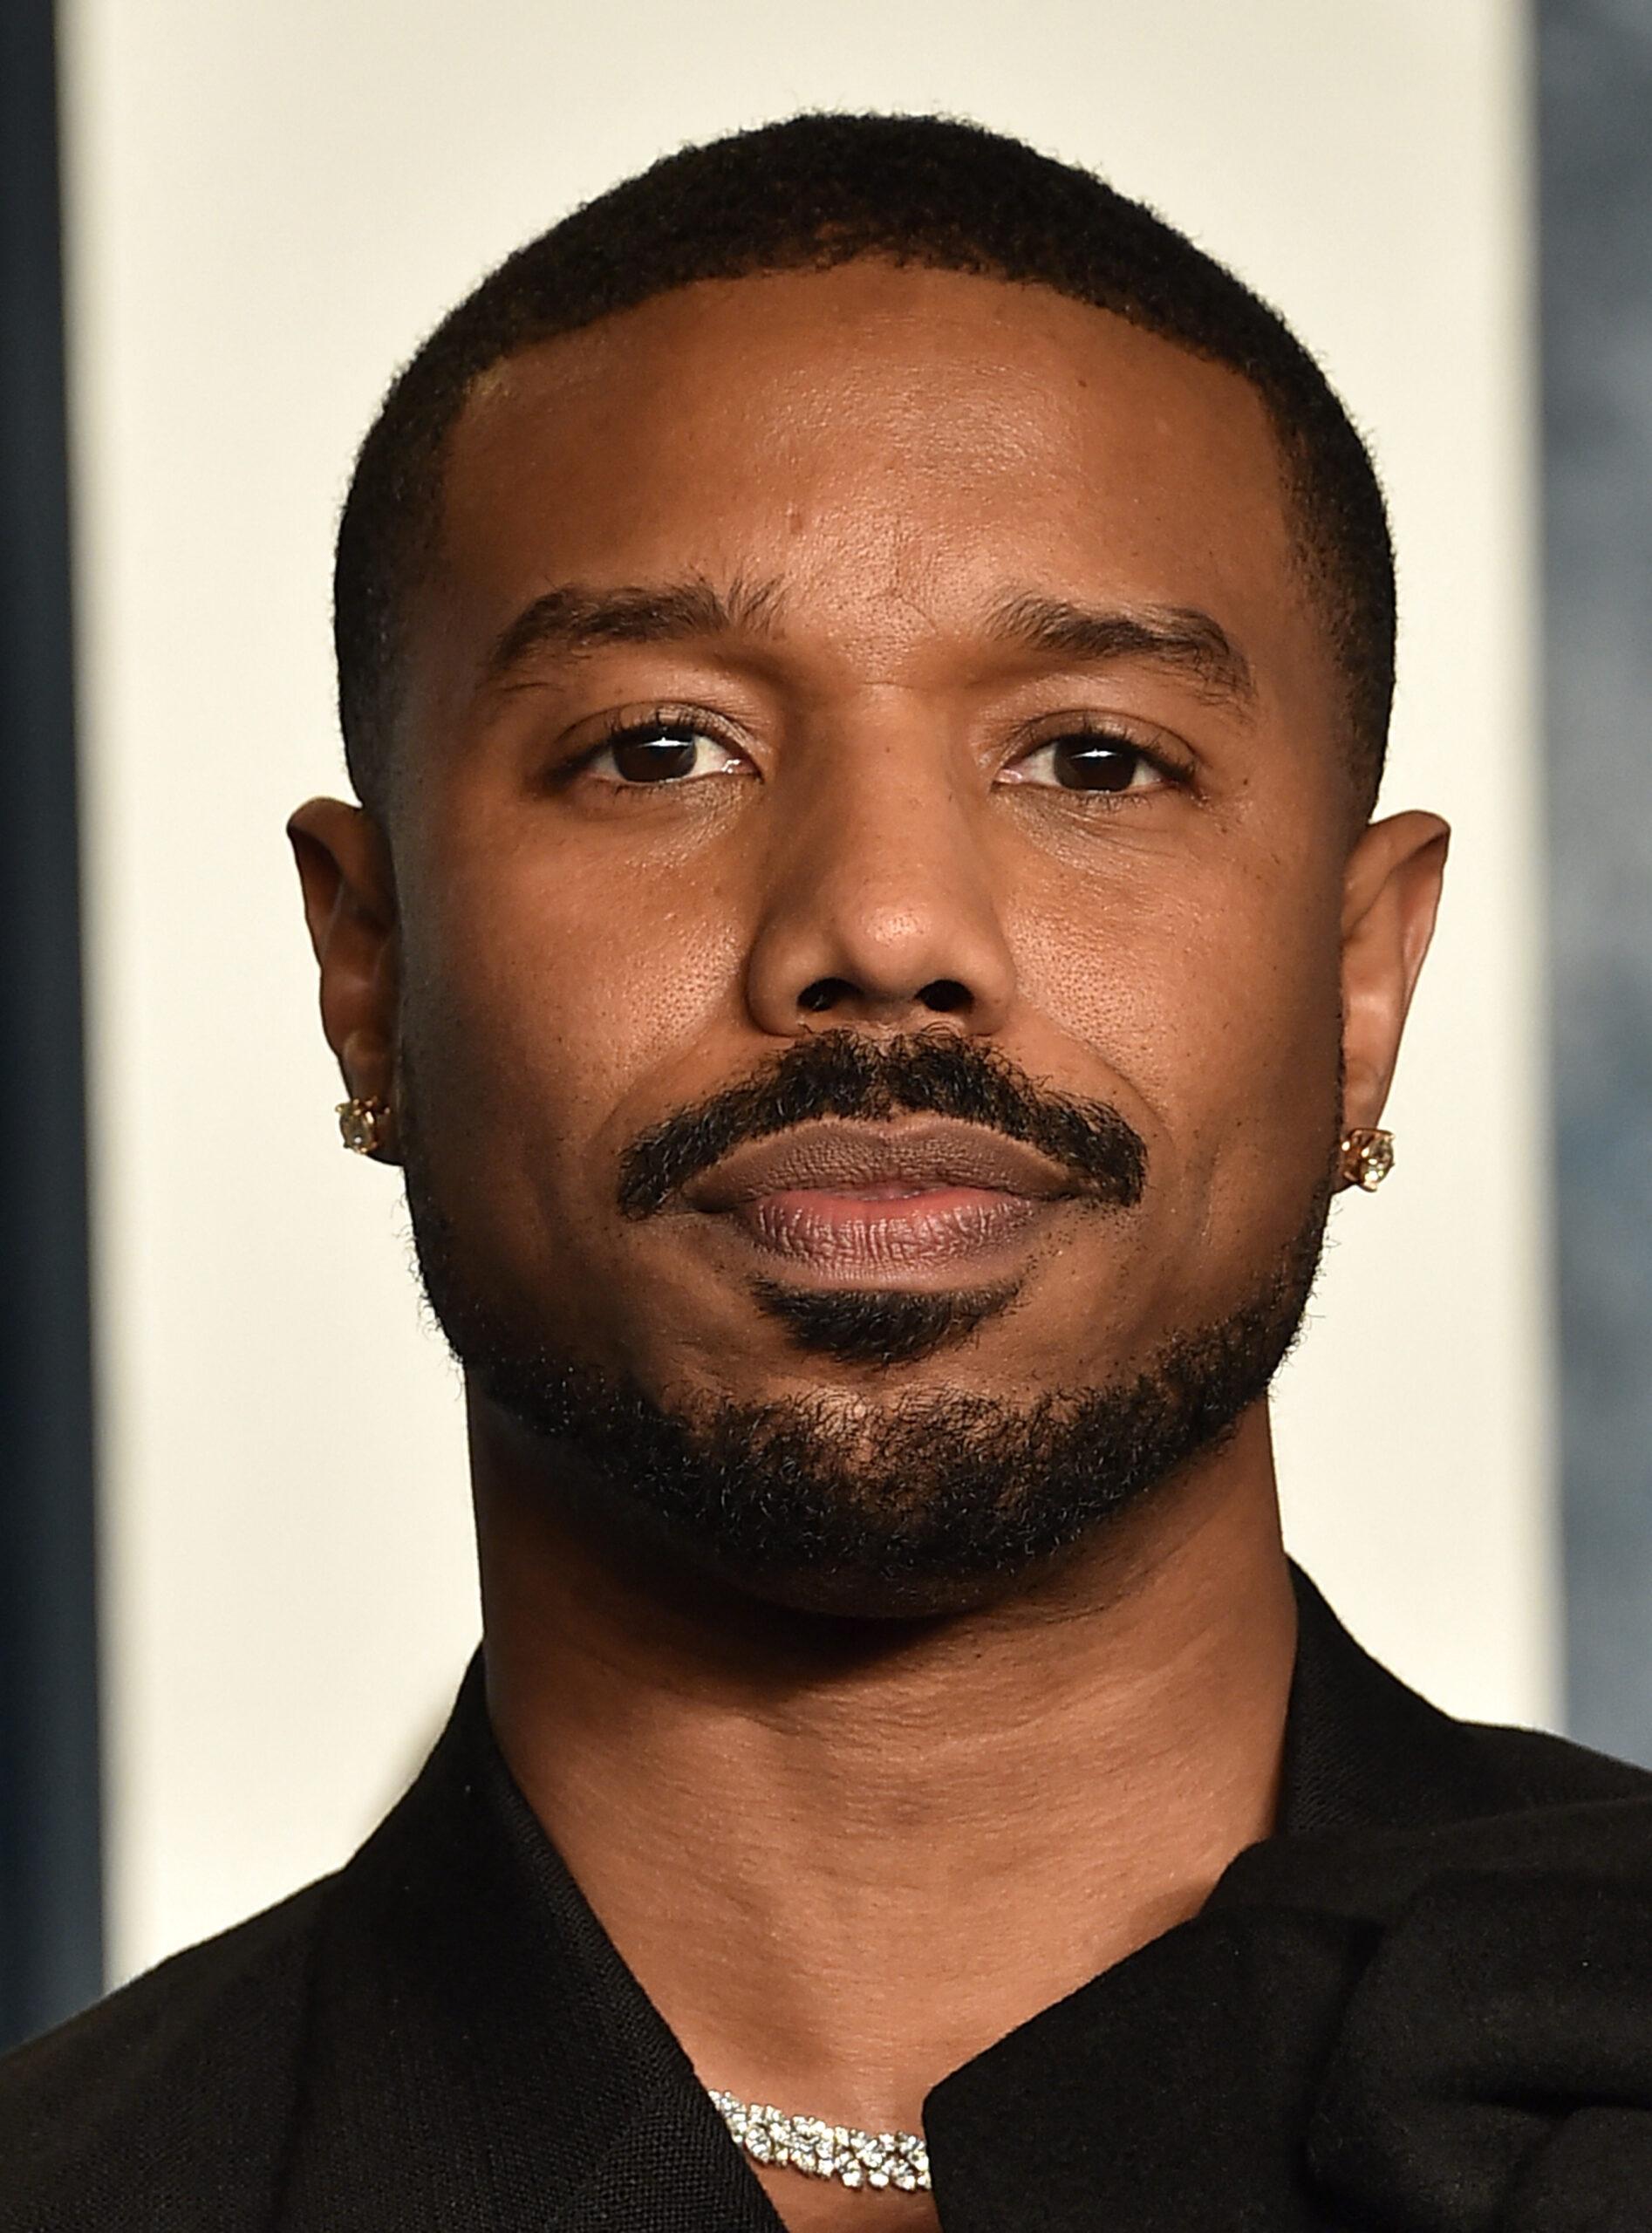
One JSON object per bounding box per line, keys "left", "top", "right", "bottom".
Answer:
{"left": 743, "top": 733, "right": 1017, "bottom": 1039}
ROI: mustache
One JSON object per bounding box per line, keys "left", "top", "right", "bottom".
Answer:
{"left": 616, "top": 1030, "right": 1149, "bottom": 1220}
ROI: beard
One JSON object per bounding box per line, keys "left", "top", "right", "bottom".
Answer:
{"left": 398, "top": 1032, "right": 1334, "bottom": 1614}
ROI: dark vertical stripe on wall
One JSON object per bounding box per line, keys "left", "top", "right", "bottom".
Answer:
{"left": 0, "top": 0, "right": 105, "bottom": 2045}
{"left": 1539, "top": 0, "right": 1652, "bottom": 1764}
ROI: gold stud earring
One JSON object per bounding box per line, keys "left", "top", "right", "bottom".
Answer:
{"left": 338, "top": 1095, "right": 393, "bottom": 1157}
{"left": 1339, "top": 1127, "right": 1395, "bottom": 1193}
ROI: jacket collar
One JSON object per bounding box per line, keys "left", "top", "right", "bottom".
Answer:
{"left": 918, "top": 1566, "right": 1526, "bottom": 2230}
{"left": 1277, "top": 1566, "right": 1519, "bottom": 1835}
{"left": 922, "top": 1575, "right": 1652, "bottom": 2230}
{"left": 274, "top": 1569, "right": 1546, "bottom": 2230}
{"left": 275, "top": 1658, "right": 782, "bottom": 2230}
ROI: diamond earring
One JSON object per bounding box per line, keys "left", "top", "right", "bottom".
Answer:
{"left": 338, "top": 1095, "right": 393, "bottom": 1157}
{"left": 1338, "top": 1127, "right": 1395, "bottom": 1192}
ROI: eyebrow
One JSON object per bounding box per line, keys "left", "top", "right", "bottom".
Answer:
{"left": 483, "top": 575, "right": 782, "bottom": 682}
{"left": 986, "top": 592, "right": 1256, "bottom": 710}
{"left": 481, "top": 574, "right": 1255, "bottom": 713}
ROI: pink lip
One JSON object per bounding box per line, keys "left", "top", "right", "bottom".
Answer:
{"left": 686, "top": 1117, "right": 1075, "bottom": 1212}
{"left": 734, "top": 1180, "right": 1048, "bottom": 1278}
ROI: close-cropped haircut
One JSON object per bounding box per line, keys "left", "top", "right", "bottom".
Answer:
{"left": 335, "top": 112, "right": 1394, "bottom": 817}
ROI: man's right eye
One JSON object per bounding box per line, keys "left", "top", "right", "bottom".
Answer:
{"left": 588, "top": 720, "right": 747, "bottom": 785}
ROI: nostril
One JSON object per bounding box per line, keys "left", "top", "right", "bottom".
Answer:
{"left": 918, "top": 980, "right": 972, "bottom": 1014}
{"left": 798, "top": 977, "right": 853, "bottom": 1014}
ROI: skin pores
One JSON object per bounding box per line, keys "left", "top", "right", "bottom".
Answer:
{"left": 356, "top": 263, "right": 1377, "bottom": 1449}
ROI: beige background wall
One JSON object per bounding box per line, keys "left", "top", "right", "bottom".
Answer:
{"left": 59, "top": 0, "right": 1549, "bottom": 1985}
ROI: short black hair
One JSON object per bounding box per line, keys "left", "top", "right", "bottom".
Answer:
{"left": 335, "top": 112, "right": 1394, "bottom": 816}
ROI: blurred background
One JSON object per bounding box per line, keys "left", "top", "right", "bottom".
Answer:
{"left": 2, "top": 0, "right": 1648, "bottom": 2050}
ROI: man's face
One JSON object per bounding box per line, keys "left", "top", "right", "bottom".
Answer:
{"left": 297, "top": 260, "right": 1441, "bottom": 1601}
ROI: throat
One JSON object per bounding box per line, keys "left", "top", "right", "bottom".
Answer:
{"left": 475, "top": 1401, "right": 1298, "bottom": 2151}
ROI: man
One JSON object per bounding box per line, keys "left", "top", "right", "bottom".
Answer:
{"left": 5, "top": 112, "right": 1651, "bottom": 2231}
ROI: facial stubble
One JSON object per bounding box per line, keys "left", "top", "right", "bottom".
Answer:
{"left": 396, "top": 1037, "right": 1335, "bottom": 1615}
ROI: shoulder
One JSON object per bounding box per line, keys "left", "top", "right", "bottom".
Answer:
{"left": 1284, "top": 1565, "right": 1652, "bottom": 1834}
{"left": 1451, "top": 1712, "right": 1652, "bottom": 1808}
{"left": 0, "top": 1878, "right": 331, "bottom": 2233}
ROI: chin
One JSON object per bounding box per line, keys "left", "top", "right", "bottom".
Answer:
{"left": 673, "top": 1536, "right": 1082, "bottom": 1624}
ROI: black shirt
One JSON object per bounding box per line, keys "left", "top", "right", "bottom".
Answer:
{"left": 5, "top": 1569, "right": 1651, "bottom": 2230}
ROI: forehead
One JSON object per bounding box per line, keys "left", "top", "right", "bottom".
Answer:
{"left": 433, "top": 261, "right": 1321, "bottom": 700}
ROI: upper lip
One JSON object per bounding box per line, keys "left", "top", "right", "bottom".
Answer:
{"left": 685, "top": 1119, "right": 1079, "bottom": 1212}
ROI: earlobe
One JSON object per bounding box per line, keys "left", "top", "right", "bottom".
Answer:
{"left": 287, "top": 797, "right": 401, "bottom": 1142}
{"left": 1339, "top": 809, "right": 1451, "bottom": 1140}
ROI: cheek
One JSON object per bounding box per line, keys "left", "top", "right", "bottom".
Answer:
{"left": 1203, "top": 901, "right": 1346, "bottom": 1217}
{"left": 1005, "top": 843, "right": 1345, "bottom": 1242}
{"left": 395, "top": 833, "right": 745, "bottom": 1219}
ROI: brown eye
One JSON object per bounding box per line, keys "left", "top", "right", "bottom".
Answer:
{"left": 1007, "top": 733, "right": 1164, "bottom": 794}
{"left": 1048, "top": 737, "right": 1146, "bottom": 791}
{"left": 590, "top": 720, "right": 747, "bottom": 785}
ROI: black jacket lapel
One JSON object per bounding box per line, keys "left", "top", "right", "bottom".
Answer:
{"left": 273, "top": 1663, "right": 780, "bottom": 2233}
{"left": 1276, "top": 1568, "right": 1517, "bottom": 1834}
{"left": 923, "top": 1569, "right": 1652, "bottom": 2231}
{"left": 273, "top": 1574, "right": 1652, "bottom": 2232}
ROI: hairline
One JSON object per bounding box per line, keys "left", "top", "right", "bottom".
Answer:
{"left": 371, "top": 254, "right": 1373, "bottom": 823}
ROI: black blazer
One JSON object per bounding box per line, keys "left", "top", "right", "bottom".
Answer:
{"left": 5, "top": 1572, "right": 1651, "bottom": 2231}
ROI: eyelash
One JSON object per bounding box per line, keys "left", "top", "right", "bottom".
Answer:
{"left": 560, "top": 707, "right": 1193, "bottom": 798}
{"left": 563, "top": 707, "right": 747, "bottom": 789}
{"left": 1001, "top": 721, "right": 1192, "bottom": 797}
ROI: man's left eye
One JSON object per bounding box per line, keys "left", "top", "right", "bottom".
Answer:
{"left": 590, "top": 721, "right": 747, "bottom": 784}
{"left": 1007, "top": 735, "right": 1164, "bottom": 793}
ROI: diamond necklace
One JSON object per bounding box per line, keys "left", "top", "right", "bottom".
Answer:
{"left": 710, "top": 2089, "right": 932, "bottom": 2192}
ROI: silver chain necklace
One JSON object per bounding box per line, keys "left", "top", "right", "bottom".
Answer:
{"left": 710, "top": 2088, "right": 932, "bottom": 2192}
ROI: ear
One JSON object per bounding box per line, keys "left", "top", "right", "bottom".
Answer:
{"left": 288, "top": 797, "right": 401, "bottom": 1159}
{"left": 1340, "top": 809, "right": 1451, "bottom": 1136}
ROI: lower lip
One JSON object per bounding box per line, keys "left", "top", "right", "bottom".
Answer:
{"left": 730, "top": 1184, "right": 1048, "bottom": 1276}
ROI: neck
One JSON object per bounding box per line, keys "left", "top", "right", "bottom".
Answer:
{"left": 473, "top": 1402, "right": 1296, "bottom": 2136}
